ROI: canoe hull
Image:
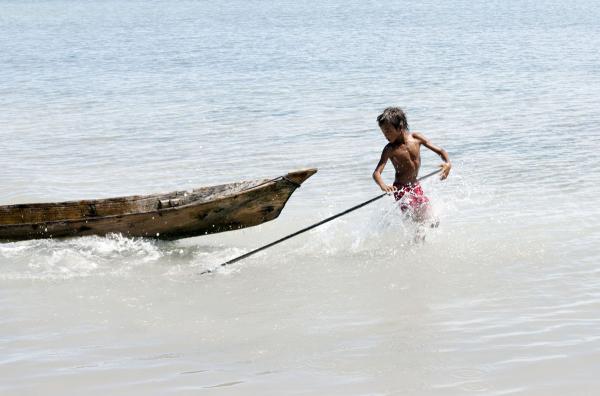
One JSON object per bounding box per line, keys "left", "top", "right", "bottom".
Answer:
{"left": 0, "top": 169, "right": 316, "bottom": 241}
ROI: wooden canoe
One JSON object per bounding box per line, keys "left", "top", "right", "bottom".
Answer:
{"left": 0, "top": 168, "right": 317, "bottom": 241}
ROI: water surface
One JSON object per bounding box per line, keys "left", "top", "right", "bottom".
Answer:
{"left": 1, "top": 0, "right": 600, "bottom": 394}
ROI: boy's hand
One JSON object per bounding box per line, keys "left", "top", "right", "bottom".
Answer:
{"left": 439, "top": 163, "right": 451, "bottom": 180}
{"left": 381, "top": 184, "right": 397, "bottom": 194}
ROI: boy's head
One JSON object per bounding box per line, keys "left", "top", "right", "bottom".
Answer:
{"left": 377, "top": 107, "right": 409, "bottom": 131}
{"left": 377, "top": 107, "right": 409, "bottom": 143}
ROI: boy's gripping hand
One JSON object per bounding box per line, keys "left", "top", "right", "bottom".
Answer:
{"left": 439, "top": 162, "right": 452, "bottom": 180}
{"left": 381, "top": 184, "right": 397, "bottom": 194}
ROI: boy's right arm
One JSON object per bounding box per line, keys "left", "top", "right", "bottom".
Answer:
{"left": 372, "top": 146, "right": 396, "bottom": 193}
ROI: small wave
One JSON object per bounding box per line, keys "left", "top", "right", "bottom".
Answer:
{"left": 0, "top": 234, "right": 253, "bottom": 281}
{"left": 0, "top": 234, "right": 165, "bottom": 280}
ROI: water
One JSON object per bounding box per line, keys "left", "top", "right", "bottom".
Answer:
{"left": 1, "top": 0, "right": 600, "bottom": 394}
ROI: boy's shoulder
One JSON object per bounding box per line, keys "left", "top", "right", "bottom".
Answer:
{"left": 410, "top": 131, "right": 428, "bottom": 143}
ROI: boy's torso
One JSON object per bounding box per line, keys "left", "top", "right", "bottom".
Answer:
{"left": 387, "top": 134, "right": 422, "bottom": 185}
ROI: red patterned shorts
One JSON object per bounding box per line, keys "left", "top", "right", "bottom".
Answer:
{"left": 393, "top": 182, "right": 430, "bottom": 212}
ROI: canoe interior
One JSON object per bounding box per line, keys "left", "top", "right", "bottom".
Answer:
{"left": 0, "top": 179, "right": 268, "bottom": 226}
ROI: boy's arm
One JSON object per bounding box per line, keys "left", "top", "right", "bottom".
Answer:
{"left": 372, "top": 146, "right": 396, "bottom": 193}
{"left": 413, "top": 133, "right": 452, "bottom": 180}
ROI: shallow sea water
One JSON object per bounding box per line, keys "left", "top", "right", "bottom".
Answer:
{"left": 1, "top": 0, "right": 600, "bottom": 394}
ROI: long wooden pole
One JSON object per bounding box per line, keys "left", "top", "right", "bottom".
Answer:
{"left": 201, "top": 168, "right": 442, "bottom": 275}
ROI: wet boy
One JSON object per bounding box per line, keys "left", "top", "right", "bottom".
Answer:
{"left": 372, "top": 107, "right": 451, "bottom": 221}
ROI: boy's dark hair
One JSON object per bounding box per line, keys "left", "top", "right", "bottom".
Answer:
{"left": 377, "top": 107, "right": 409, "bottom": 131}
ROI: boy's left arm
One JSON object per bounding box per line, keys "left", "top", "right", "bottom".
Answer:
{"left": 413, "top": 133, "right": 452, "bottom": 180}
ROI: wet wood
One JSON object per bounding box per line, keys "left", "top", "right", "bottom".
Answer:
{"left": 0, "top": 168, "right": 317, "bottom": 241}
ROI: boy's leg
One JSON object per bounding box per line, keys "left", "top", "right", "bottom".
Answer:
{"left": 411, "top": 199, "right": 439, "bottom": 234}
{"left": 411, "top": 206, "right": 435, "bottom": 226}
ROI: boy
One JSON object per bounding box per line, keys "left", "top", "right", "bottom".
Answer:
{"left": 372, "top": 107, "right": 451, "bottom": 222}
